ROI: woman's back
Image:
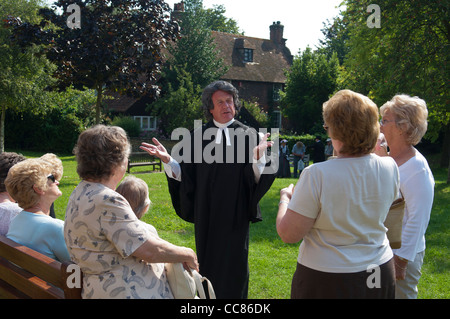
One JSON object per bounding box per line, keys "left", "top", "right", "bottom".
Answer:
{"left": 289, "top": 154, "right": 399, "bottom": 273}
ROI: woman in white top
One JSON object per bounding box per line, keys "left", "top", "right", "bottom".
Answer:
{"left": 277, "top": 90, "right": 400, "bottom": 298}
{"left": 380, "top": 94, "right": 434, "bottom": 299}
{"left": 0, "top": 152, "right": 26, "bottom": 236}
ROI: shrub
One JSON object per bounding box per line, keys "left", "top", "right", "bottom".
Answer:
{"left": 111, "top": 116, "right": 141, "bottom": 137}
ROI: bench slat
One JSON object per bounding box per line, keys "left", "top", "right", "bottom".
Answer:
{"left": 127, "top": 152, "right": 161, "bottom": 173}
{"left": 0, "top": 278, "right": 29, "bottom": 299}
{"left": 0, "top": 256, "right": 63, "bottom": 299}
{"left": 0, "top": 236, "right": 62, "bottom": 288}
{"left": 0, "top": 235, "right": 82, "bottom": 299}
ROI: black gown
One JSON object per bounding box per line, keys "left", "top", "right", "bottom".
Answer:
{"left": 167, "top": 120, "right": 275, "bottom": 299}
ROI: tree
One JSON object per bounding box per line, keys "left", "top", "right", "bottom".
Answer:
{"left": 7, "top": 0, "right": 180, "bottom": 124}
{"left": 338, "top": 0, "right": 449, "bottom": 168}
{"left": 0, "top": 0, "right": 55, "bottom": 152}
{"left": 319, "top": 15, "right": 349, "bottom": 65}
{"left": 167, "top": 0, "right": 228, "bottom": 89}
{"left": 149, "top": 65, "right": 203, "bottom": 136}
{"left": 204, "top": 4, "right": 242, "bottom": 35}
{"left": 148, "top": 0, "right": 236, "bottom": 134}
{"left": 280, "top": 48, "right": 340, "bottom": 134}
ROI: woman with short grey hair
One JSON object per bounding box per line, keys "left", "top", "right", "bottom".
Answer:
{"left": 380, "top": 94, "right": 434, "bottom": 299}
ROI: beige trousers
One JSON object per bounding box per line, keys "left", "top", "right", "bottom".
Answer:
{"left": 395, "top": 250, "right": 425, "bottom": 299}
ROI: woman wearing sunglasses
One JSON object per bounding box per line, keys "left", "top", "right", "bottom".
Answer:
{"left": 5, "top": 154, "right": 70, "bottom": 262}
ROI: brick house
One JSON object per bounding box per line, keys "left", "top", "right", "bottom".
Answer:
{"left": 105, "top": 4, "right": 293, "bottom": 131}
{"left": 212, "top": 21, "right": 293, "bottom": 128}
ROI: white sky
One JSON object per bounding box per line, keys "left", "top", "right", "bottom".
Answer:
{"left": 165, "top": 0, "right": 345, "bottom": 55}
{"left": 45, "top": 0, "right": 345, "bottom": 56}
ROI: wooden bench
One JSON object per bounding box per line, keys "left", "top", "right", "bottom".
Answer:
{"left": 0, "top": 235, "right": 82, "bottom": 299}
{"left": 127, "top": 152, "right": 162, "bottom": 173}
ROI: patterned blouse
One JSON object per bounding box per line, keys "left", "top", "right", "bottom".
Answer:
{"left": 64, "top": 180, "right": 173, "bottom": 299}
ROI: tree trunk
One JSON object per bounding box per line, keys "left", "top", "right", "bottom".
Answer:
{"left": 0, "top": 104, "right": 6, "bottom": 153}
{"left": 447, "top": 157, "right": 450, "bottom": 184}
{"left": 95, "top": 86, "right": 103, "bottom": 124}
{"left": 439, "top": 122, "right": 450, "bottom": 183}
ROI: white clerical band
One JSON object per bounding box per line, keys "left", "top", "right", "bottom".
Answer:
{"left": 213, "top": 119, "right": 234, "bottom": 146}
{"left": 215, "top": 127, "right": 232, "bottom": 146}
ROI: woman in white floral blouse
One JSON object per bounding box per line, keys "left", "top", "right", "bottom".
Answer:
{"left": 65, "top": 125, "right": 198, "bottom": 299}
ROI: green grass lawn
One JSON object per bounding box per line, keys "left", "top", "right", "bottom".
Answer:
{"left": 13, "top": 150, "right": 449, "bottom": 299}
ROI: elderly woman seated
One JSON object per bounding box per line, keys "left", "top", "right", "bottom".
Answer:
{"left": 65, "top": 125, "right": 198, "bottom": 299}
{"left": 5, "top": 154, "right": 70, "bottom": 262}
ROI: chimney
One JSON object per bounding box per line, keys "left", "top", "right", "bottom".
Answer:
{"left": 172, "top": 2, "right": 185, "bottom": 21}
{"left": 270, "top": 21, "right": 284, "bottom": 45}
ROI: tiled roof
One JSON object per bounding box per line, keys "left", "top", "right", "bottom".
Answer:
{"left": 212, "top": 31, "right": 293, "bottom": 84}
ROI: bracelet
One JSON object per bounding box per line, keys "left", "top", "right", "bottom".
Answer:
{"left": 279, "top": 200, "right": 289, "bottom": 206}
{"left": 395, "top": 262, "right": 407, "bottom": 270}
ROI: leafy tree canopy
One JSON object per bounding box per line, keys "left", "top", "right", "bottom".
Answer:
{"left": 280, "top": 47, "right": 340, "bottom": 135}
{"left": 6, "top": 0, "right": 180, "bottom": 123}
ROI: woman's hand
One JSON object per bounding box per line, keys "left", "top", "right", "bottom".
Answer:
{"left": 182, "top": 247, "right": 199, "bottom": 272}
{"left": 132, "top": 237, "right": 199, "bottom": 271}
{"left": 394, "top": 255, "right": 408, "bottom": 280}
{"left": 280, "top": 184, "right": 294, "bottom": 203}
{"left": 140, "top": 138, "right": 171, "bottom": 164}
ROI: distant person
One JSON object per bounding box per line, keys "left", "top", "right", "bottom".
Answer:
{"left": 324, "top": 138, "right": 334, "bottom": 159}
{"left": 292, "top": 141, "right": 306, "bottom": 178}
{"left": 5, "top": 154, "right": 70, "bottom": 262}
{"left": 312, "top": 136, "right": 325, "bottom": 163}
{"left": 277, "top": 139, "right": 291, "bottom": 178}
{"left": 380, "top": 94, "right": 434, "bottom": 299}
{"left": 277, "top": 90, "right": 399, "bottom": 299}
{"left": 0, "top": 152, "right": 26, "bottom": 236}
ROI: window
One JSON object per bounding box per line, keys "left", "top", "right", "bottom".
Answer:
{"left": 243, "top": 49, "right": 253, "bottom": 62}
{"left": 273, "top": 83, "right": 282, "bottom": 101}
{"left": 273, "top": 110, "right": 282, "bottom": 129}
{"left": 134, "top": 116, "right": 157, "bottom": 131}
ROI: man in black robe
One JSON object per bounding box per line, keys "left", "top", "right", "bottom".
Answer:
{"left": 312, "top": 136, "right": 325, "bottom": 163}
{"left": 141, "top": 81, "right": 276, "bottom": 298}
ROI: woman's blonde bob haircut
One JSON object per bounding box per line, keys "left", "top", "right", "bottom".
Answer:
{"left": 380, "top": 94, "right": 428, "bottom": 146}
{"left": 5, "top": 155, "right": 62, "bottom": 209}
{"left": 74, "top": 125, "right": 131, "bottom": 181}
{"left": 323, "top": 90, "right": 380, "bottom": 156}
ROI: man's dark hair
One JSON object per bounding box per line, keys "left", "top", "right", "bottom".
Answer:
{"left": 201, "top": 81, "right": 241, "bottom": 121}
{"left": 0, "top": 152, "right": 26, "bottom": 193}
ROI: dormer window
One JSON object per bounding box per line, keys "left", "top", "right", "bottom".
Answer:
{"left": 243, "top": 49, "right": 253, "bottom": 62}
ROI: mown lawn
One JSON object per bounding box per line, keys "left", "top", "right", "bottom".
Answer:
{"left": 12, "top": 150, "right": 449, "bottom": 299}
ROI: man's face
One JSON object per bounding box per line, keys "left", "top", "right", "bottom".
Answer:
{"left": 210, "top": 90, "right": 236, "bottom": 124}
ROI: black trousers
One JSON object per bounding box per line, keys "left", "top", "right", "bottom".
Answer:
{"left": 291, "top": 259, "right": 395, "bottom": 299}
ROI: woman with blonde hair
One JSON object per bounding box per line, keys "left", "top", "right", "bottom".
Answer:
{"left": 277, "top": 90, "right": 399, "bottom": 298}
{"left": 5, "top": 154, "right": 70, "bottom": 262}
{"left": 380, "top": 94, "right": 434, "bottom": 299}
{"left": 65, "top": 125, "right": 198, "bottom": 299}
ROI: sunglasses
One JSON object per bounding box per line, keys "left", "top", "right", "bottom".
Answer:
{"left": 47, "top": 174, "right": 57, "bottom": 183}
